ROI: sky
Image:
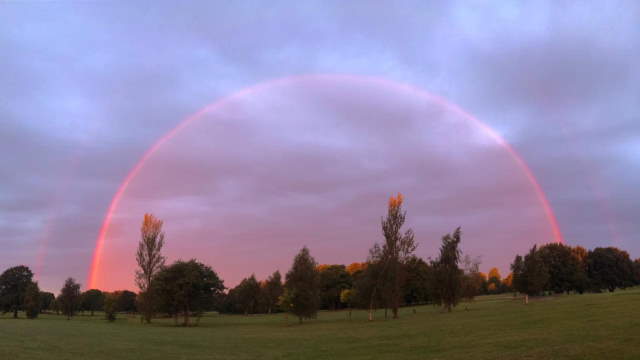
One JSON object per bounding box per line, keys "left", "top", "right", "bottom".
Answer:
{"left": 1, "top": 1, "right": 639, "bottom": 292}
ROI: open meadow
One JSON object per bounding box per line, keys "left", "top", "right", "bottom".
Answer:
{"left": 1, "top": 289, "right": 638, "bottom": 360}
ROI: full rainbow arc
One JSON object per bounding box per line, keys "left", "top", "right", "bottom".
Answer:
{"left": 87, "top": 74, "right": 564, "bottom": 289}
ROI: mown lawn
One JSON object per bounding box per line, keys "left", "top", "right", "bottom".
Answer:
{"left": 1, "top": 289, "right": 639, "bottom": 360}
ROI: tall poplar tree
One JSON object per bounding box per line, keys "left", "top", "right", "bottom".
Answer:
{"left": 136, "top": 213, "right": 166, "bottom": 323}
{"left": 434, "top": 227, "right": 463, "bottom": 312}
{"left": 368, "top": 194, "right": 417, "bottom": 319}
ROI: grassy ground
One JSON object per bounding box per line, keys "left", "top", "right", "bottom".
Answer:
{"left": 1, "top": 289, "right": 639, "bottom": 360}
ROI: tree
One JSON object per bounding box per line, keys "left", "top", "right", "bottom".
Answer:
{"left": 538, "top": 243, "right": 585, "bottom": 294}
{"left": 512, "top": 246, "right": 549, "bottom": 303}
{"left": 346, "top": 262, "right": 367, "bottom": 276}
{"left": 0, "top": 265, "right": 34, "bottom": 318}
{"left": 403, "top": 256, "right": 432, "bottom": 306}
{"left": 52, "top": 295, "right": 61, "bottom": 315}
{"left": 39, "top": 291, "right": 55, "bottom": 313}
{"left": 24, "top": 281, "right": 41, "bottom": 319}
{"left": 487, "top": 267, "right": 502, "bottom": 293}
{"left": 318, "top": 265, "right": 352, "bottom": 310}
{"left": 571, "top": 246, "right": 590, "bottom": 294}
{"left": 136, "top": 213, "right": 166, "bottom": 323}
{"left": 433, "top": 228, "right": 463, "bottom": 312}
{"left": 81, "top": 289, "right": 105, "bottom": 316}
{"left": 502, "top": 273, "right": 514, "bottom": 292}
{"left": 353, "top": 256, "right": 384, "bottom": 321}
{"left": 340, "top": 289, "right": 356, "bottom": 320}
{"left": 277, "top": 288, "right": 294, "bottom": 322}
{"left": 104, "top": 292, "right": 118, "bottom": 322}
{"left": 263, "top": 271, "right": 284, "bottom": 314}
{"left": 284, "top": 247, "right": 320, "bottom": 324}
{"left": 154, "top": 259, "right": 225, "bottom": 326}
{"left": 634, "top": 259, "right": 640, "bottom": 285}
{"left": 59, "top": 278, "right": 81, "bottom": 319}
{"left": 587, "top": 247, "right": 635, "bottom": 292}
{"left": 460, "top": 255, "right": 483, "bottom": 302}
{"left": 368, "top": 193, "right": 417, "bottom": 319}
{"left": 236, "top": 275, "right": 261, "bottom": 315}
{"left": 511, "top": 255, "right": 525, "bottom": 294}
{"left": 114, "top": 290, "right": 137, "bottom": 314}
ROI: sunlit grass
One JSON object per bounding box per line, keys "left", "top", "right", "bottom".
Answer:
{"left": 1, "top": 288, "right": 639, "bottom": 359}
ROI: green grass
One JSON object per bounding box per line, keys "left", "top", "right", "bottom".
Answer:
{"left": 1, "top": 289, "right": 639, "bottom": 359}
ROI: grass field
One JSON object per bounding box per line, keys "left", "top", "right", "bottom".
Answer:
{"left": 1, "top": 289, "right": 639, "bottom": 360}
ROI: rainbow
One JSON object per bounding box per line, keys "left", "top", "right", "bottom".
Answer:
{"left": 87, "top": 74, "right": 564, "bottom": 289}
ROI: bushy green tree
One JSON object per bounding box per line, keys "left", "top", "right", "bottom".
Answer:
{"left": 103, "top": 292, "right": 118, "bottom": 322}
{"left": 81, "top": 289, "right": 105, "bottom": 316}
{"left": 114, "top": 290, "right": 137, "bottom": 314}
{"left": 587, "top": 247, "right": 635, "bottom": 292}
{"left": 538, "top": 243, "right": 586, "bottom": 294}
{"left": 318, "top": 264, "right": 352, "bottom": 310}
{"left": 39, "top": 291, "right": 55, "bottom": 313}
{"left": 59, "top": 278, "right": 81, "bottom": 319}
{"left": 403, "top": 256, "right": 432, "bottom": 305}
{"left": 285, "top": 247, "right": 320, "bottom": 324}
{"left": 512, "top": 246, "right": 549, "bottom": 303}
{"left": 24, "top": 281, "right": 41, "bottom": 319}
{"left": 154, "top": 259, "right": 225, "bottom": 326}
{"left": 0, "top": 265, "right": 34, "bottom": 318}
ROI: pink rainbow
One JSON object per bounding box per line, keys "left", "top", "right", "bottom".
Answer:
{"left": 87, "top": 74, "right": 563, "bottom": 289}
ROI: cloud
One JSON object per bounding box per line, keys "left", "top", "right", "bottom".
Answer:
{"left": 0, "top": 1, "right": 638, "bottom": 291}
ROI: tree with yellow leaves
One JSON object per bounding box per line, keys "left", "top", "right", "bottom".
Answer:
{"left": 487, "top": 267, "right": 502, "bottom": 294}
{"left": 136, "top": 213, "right": 166, "bottom": 324}
{"left": 368, "top": 193, "right": 417, "bottom": 320}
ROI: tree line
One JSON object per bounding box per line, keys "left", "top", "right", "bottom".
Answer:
{"left": 2, "top": 194, "right": 639, "bottom": 324}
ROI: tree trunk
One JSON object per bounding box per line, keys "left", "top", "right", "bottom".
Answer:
{"left": 349, "top": 307, "right": 352, "bottom": 320}
{"left": 91, "top": 310, "right": 94, "bottom": 316}
{"left": 368, "top": 285, "right": 379, "bottom": 321}
{"left": 384, "top": 307, "right": 388, "bottom": 320}
{"left": 183, "top": 306, "right": 190, "bottom": 327}
{"left": 368, "top": 298, "right": 374, "bottom": 321}
{"left": 13, "top": 308, "right": 18, "bottom": 318}
{"left": 524, "top": 294, "right": 529, "bottom": 305}
{"left": 298, "top": 316, "right": 302, "bottom": 324}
